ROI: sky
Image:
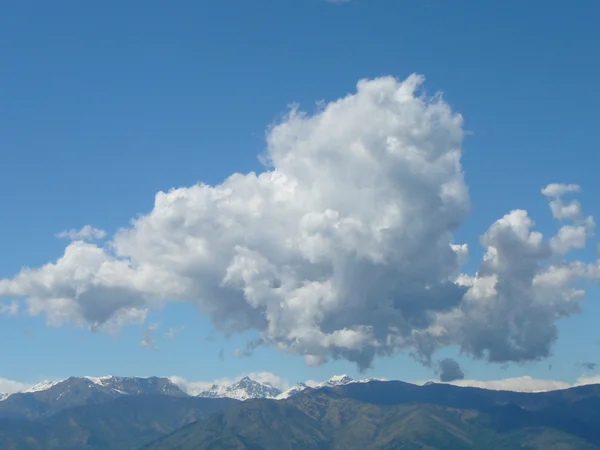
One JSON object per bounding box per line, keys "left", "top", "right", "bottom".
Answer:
{"left": 1, "top": 0, "right": 600, "bottom": 393}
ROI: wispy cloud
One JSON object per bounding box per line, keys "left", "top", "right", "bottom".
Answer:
{"left": 141, "top": 332, "right": 157, "bottom": 351}
{"left": 0, "top": 300, "right": 18, "bottom": 316}
{"left": 56, "top": 225, "right": 106, "bottom": 241}
{"left": 164, "top": 325, "right": 185, "bottom": 340}
{"left": 0, "top": 377, "right": 34, "bottom": 395}
{"left": 578, "top": 362, "right": 597, "bottom": 371}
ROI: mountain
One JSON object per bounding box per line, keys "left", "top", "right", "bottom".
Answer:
{"left": 195, "top": 376, "right": 282, "bottom": 400}
{"left": 276, "top": 374, "right": 384, "bottom": 399}
{"left": 0, "top": 376, "right": 186, "bottom": 420}
{"left": 0, "top": 373, "right": 383, "bottom": 406}
{"left": 193, "top": 374, "right": 363, "bottom": 401}
{"left": 0, "top": 395, "right": 238, "bottom": 450}
{"left": 2, "top": 377, "right": 600, "bottom": 449}
{"left": 142, "top": 388, "right": 600, "bottom": 450}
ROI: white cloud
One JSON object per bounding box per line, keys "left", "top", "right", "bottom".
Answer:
{"left": 550, "top": 225, "right": 588, "bottom": 255}
{"left": 56, "top": 225, "right": 107, "bottom": 241}
{"left": 541, "top": 183, "right": 581, "bottom": 198}
{"left": 541, "top": 183, "right": 586, "bottom": 221}
{"left": 414, "top": 374, "right": 600, "bottom": 393}
{"left": 0, "top": 75, "right": 598, "bottom": 370}
{"left": 0, "top": 377, "right": 33, "bottom": 394}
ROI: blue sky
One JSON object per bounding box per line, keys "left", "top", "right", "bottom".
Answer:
{"left": 1, "top": 0, "right": 600, "bottom": 390}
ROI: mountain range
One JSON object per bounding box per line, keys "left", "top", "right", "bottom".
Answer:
{"left": 0, "top": 373, "right": 366, "bottom": 405}
{"left": 2, "top": 375, "right": 600, "bottom": 449}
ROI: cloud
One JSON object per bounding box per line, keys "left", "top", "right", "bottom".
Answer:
{"left": 541, "top": 183, "right": 586, "bottom": 221}
{"left": 56, "top": 225, "right": 107, "bottom": 241}
{"left": 164, "top": 325, "right": 185, "bottom": 339}
{"left": 170, "top": 371, "right": 289, "bottom": 394}
{"left": 541, "top": 183, "right": 581, "bottom": 198}
{"left": 578, "top": 362, "right": 597, "bottom": 371}
{"left": 416, "top": 376, "right": 569, "bottom": 392}
{"left": 437, "top": 358, "right": 464, "bottom": 382}
{"left": 0, "top": 300, "right": 18, "bottom": 316}
{"left": 141, "top": 331, "right": 157, "bottom": 351}
{"left": 147, "top": 322, "right": 160, "bottom": 331}
{"left": 416, "top": 374, "right": 600, "bottom": 393}
{"left": 0, "top": 378, "right": 33, "bottom": 394}
{"left": 0, "top": 74, "right": 598, "bottom": 370}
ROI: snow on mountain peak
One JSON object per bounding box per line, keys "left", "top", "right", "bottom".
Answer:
{"left": 1, "top": 373, "right": 386, "bottom": 402}
{"left": 326, "top": 374, "right": 354, "bottom": 385}
{"left": 24, "top": 380, "right": 63, "bottom": 393}
{"left": 83, "top": 375, "right": 118, "bottom": 387}
{"left": 277, "top": 374, "right": 360, "bottom": 399}
{"left": 196, "top": 377, "right": 282, "bottom": 401}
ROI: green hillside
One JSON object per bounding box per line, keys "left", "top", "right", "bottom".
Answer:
{"left": 142, "top": 391, "right": 598, "bottom": 450}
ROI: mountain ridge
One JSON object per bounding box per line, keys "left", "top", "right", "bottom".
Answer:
{"left": 0, "top": 374, "right": 376, "bottom": 404}
{"left": 2, "top": 378, "right": 600, "bottom": 449}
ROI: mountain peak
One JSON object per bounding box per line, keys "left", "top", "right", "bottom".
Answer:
{"left": 24, "top": 380, "right": 63, "bottom": 393}
{"left": 196, "top": 377, "right": 281, "bottom": 401}
{"left": 328, "top": 374, "right": 353, "bottom": 384}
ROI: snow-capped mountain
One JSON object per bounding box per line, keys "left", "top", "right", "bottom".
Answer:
{"left": 23, "top": 380, "right": 62, "bottom": 393}
{"left": 82, "top": 375, "right": 186, "bottom": 396}
{"left": 276, "top": 382, "right": 310, "bottom": 400}
{"left": 277, "top": 374, "right": 385, "bottom": 399}
{"left": 0, "top": 376, "right": 187, "bottom": 419}
{"left": 0, "top": 374, "right": 385, "bottom": 406}
{"left": 195, "top": 376, "right": 282, "bottom": 401}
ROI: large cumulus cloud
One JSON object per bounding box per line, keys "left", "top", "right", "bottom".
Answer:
{"left": 0, "top": 74, "right": 597, "bottom": 369}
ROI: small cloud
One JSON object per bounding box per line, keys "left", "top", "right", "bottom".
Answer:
{"left": 147, "top": 322, "right": 160, "bottom": 331}
{"left": 437, "top": 358, "right": 465, "bottom": 382}
{"left": 578, "top": 362, "right": 597, "bottom": 371}
{"left": 305, "top": 354, "right": 328, "bottom": 367}
{"left": 0, "top": 377, "right": 33, "bottom": 394}
{"left": 413, "top": 376, "right": 570, "bottom": 393}
{"left": 23, "top": 329, "right": 33, "bottom": 337}
{"left": 218, "top": 348, "right": 225, "bottom": 360}
{"left": 0, "top": 301, "right": 18, "bottom": 316}
{"left": 141, "top": 332, "right": 157, "bottom": 351}
{"left": 56, "top": 225, "right": 106, "bottom": 241}
{"left": 541, "top": 183, "right": 581, "bottom": 198}
{"left": 164, "top": 325, "right": 185, "bottom": 339}
{"left": 93, "top": 308, "right": 148, "bottom": 335}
